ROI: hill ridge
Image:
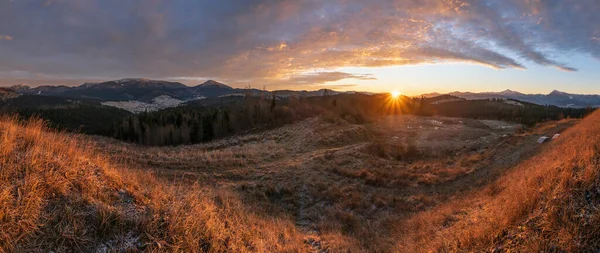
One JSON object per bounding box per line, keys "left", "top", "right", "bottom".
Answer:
{"left": 399, "top": 110, "right": 600, "bottom": 252}
{"left": 425, "top": 90, "right": 600, "bottom": 108}
{"left": 0, "top": 117, "right": 304, "bottom": 252}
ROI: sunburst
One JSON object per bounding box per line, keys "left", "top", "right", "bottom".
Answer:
{"left": 382, "top": 90, "right": 405, "bottom": 115}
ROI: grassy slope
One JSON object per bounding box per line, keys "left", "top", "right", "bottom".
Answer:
{"left": 399, "top": 110, "right": 600, "bottom": 252}
{"left": 0, "top": 117, "right": 303, "bottom": 252}
{"left": 1, "top": 110, "right": 599, "bottom": 252}
{"left": 95, "top": 115, "right": 579, "bottom": 252}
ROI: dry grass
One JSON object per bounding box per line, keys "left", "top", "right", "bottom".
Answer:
{"left": 88, "top": 115, "right": 576, "bottom": 252}
{"left": 1, "top": 113, "right": 592, "bottom": 252}
{"left": 397, "top": 112, "right": 600, "bottom": 252}
{"left": 0, "top": 117, "right": 303, "bottom": 252}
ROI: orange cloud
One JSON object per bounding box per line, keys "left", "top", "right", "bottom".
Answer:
{"left": 0, "top": 0, "right": 596, "bottom": 88}
{"left": 0, "top": 34, "right": 13, "bottom": 40}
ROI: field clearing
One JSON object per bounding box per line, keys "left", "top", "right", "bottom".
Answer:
{"left": 93, "top": 115, "right": 578, "bottom": 251}
{"left": 371, "top": 116, "right": 522, "bottom": 156}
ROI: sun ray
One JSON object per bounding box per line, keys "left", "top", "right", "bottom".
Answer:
{"left": 382, "top": 91, "right": 406, "bottom": 115}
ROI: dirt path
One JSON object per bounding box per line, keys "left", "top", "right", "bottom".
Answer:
{"left": 296, "top": 183, "right": 330, "bottom": 253}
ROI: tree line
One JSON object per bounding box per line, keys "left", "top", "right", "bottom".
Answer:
{"left": 1, "top": 94, "right": 594, "bottom": 146}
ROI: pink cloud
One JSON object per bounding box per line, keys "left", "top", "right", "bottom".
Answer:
{"left": 0, "top": 34, "right": 13, "bottom": 40}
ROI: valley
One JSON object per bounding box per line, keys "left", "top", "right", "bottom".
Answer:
{"left": 92, "top": 114, "right": 577, "bottom": 251}
{"left": 101, "top": 95, "right": 189, "bottom": 113}
{"left": 1, "top": 88, "right": 598, "bottom": 252}
{"left": 0, "top": 79, "right": 597, "bottom": 252}
{"left": 3, "top": 1, "right": 600, "bottom": 251}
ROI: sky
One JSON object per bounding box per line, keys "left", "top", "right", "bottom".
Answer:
{"left": 0, "top": 0, "right": 599, "bottom": 95}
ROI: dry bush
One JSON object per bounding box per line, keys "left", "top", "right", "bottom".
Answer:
{"left": 0, "top": 117, "right": 303, "bottom": 252}
{"left": 460, "top": 152, "right": 485, "bottom": 166}
{"left": 363, "top": 140, "right": 421, "bottom": 161}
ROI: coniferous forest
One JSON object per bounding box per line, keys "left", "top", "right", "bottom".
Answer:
{"left": 1, "top": 93, "right": 593, "bottom": 146}
{"left": 111, "top": 94, "right": 593, "bottom": 146}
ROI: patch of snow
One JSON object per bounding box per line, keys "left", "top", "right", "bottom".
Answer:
{"left": 504, "top": 100, "right": 524, "bottom": 106}
{"left": 537, "top": 136, "right": 550, "bottom": 144}
{"left": 150, "top": 95, "right": 182, "bottom": 107}
{"left": 81, "top": 82, "right": 99, "bottom": 88}
{"left": 431, "top": 98, "right": 463, "bottom": 104}
{"left": 219, "top": 93, "right": 245, "bottom": 98}
{"left": 186, "top": 95, "right": 207, "bottom": 101}
{"left": 563, "top": 104, "right": 585, "bottom": 108}
{"left": 102, "top": 95, "right": 183, "bottom": 113}
{"left": 95, "top": 231, "right": 140, "bottom": 253}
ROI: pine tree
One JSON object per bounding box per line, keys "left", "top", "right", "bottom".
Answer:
{"left": 270, "top": 93, "right": 277, "bottom": 111}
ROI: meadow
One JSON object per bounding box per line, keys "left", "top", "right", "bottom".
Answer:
{"left": 2, "top": 107, "right": 594, "bottom": 252}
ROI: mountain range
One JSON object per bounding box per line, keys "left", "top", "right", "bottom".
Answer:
{"left": 421, "top": 89, "right": 600, "bottom": 108}
{"left": 6, "top": 79, "right": 600, "bottom": 111}
{"left": 8, "top": 78, "right": 343, "bottom": 102}
{"left": 4, "top": 78, "right": 351, "bottom": 113}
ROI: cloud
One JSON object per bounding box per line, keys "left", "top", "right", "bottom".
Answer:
{"left": 286, "top": 71, "right": 376, "bottom": 85}
{"left": 0, "top": 34, "right": 13, "bottom": 40}
{"left": 0, "top": 0, "right": 598, "bottom": 87}
{"left": 318, "top": 84, "right": 358, "bottom": 89}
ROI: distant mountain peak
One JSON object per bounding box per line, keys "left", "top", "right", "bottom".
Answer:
{"left": 420, "top": 92, "right": 441, "bottom": 98}
{"left": 115, "top": 78, "right": 151, "bottom": 84}
{"left": 9, "top": 84, "right": 31, "bottom": 92}
{"left": 549, "top": 90, "right": 568, "bottom": 96}
{"left": 197, "top": 80, "right": 232, "bottom": 89}
{"left": 420, "top": 89, "right": 600, "bottom": 108}
{"left": 94, "top": 78, "right": 187, "bottom": 91}
{"left": 80, "top": 82, "right": 99, "bottom": 88}
{"left": 0, "top": 87, "right": 20, "bottom": 100}
{"left": 498, "top": 89, "right": 523, "bottom": 95}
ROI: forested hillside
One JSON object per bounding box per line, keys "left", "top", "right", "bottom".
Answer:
{"left": 111, "top": 94, "right": 593, "bottom": 146}
{"left": 0, "top": 93, "right": 591, "bottom": 146}
{"left": 0, "top": 95, "right": 131, "bottom": 134}
{"left": 428, "top": 98, "right": 592, "bottom": 126}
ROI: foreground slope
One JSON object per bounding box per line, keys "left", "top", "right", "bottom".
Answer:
{"left": 96, "top": 114, "right": 578, "bottom": 252}
{"left": 1, "top": 110, "right": 597, "bottom": 252}
{"left": 0, "top": 118, "right": 303, "bottom": 252}
{"left": 399, "top": 110, "right": 600, "bottom": 252}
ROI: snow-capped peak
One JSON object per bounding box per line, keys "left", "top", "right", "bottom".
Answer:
{"left": 498, "top": 89, "right": 523, "bottom": 96}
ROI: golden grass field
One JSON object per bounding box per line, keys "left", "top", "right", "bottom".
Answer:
{"left": 1, "top": 111, "right": 598, "bottom": 252}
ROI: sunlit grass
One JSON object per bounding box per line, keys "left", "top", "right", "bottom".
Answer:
{"left": 0, "top": 117, "right": 304, "bottom": 252}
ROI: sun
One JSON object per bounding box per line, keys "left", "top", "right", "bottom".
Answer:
{"left": 390, "top": 90, "right": 402, "bottom": 99}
